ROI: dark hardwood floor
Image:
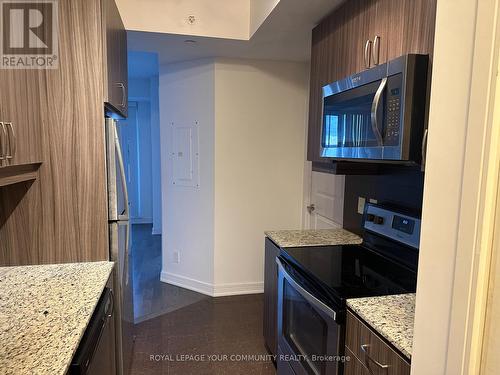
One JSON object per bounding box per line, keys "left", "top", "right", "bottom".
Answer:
{"left": 130, "top": 225, "right": 275, "bottom": 375}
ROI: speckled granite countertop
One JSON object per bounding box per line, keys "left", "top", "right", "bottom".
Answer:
{"left": 347, "top": 293, "right": 415, "bottom": 360}
{"left": 0, "top": 261, "right": 114, "bottom": 375}
{"left": 265, "top": 228, "right": 362, "bottom": 248}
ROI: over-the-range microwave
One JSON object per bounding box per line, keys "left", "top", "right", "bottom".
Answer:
{"left": 320, "top": 54, "right": 429, "bottom": 163}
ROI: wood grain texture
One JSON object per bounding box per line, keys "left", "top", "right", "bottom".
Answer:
{"left": 102, "top": 0, "right": 128, "bottom": 118}
{"left": 306, "top": 0, "right": 437, "bottom": 164}
{"left": 0, "top": 162, "right": 41, "bottom": 187}
{"left": 346, "top": 311, "right": 411, "bottom": 375}
{"left": 345, "top": 347, "right": 370, "bottom": 375}
{"left": 402, "top": 0, "right": 437, "bottom": 58}
{"left": 0, "top": 0, "right": 109, "bottom": 265}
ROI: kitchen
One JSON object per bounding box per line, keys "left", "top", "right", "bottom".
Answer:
{"left": 1, "top": 0, "right": 500, "bottom": 375}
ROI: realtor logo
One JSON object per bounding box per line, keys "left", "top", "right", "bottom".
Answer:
{"left": 0, "top": 0, "right": 58, "bottom": 69}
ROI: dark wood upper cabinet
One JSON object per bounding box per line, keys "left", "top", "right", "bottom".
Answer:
{"left": 102, "top": 0, "right": 128, "bottom": 118}
{"left": 307, "top": 0, "right": 437, "bottom": 166}
{"left": 0, "top": 70, "right": 43, "bottom": 167}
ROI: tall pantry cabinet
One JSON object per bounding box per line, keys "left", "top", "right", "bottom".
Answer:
{"left": 0, "top": 0, "right": 127, "bottom": 265}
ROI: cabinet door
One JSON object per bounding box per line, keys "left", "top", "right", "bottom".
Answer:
{"left": 345, "top": 348, "right": 370, "bottom": 375}
{"left": 402, "top": 0, "right": 437, "bottom": 57}
{"left": 0, "top": 69, "right": 43, "bottom": 166}
{"left": 263, "top": 237, "right": 280, "bottom": 356}
{"left": 103, "top": 0, "right": 128, "bottom": 118}
{"left": 346, "top": 311, "right": 411, "bottom": 375}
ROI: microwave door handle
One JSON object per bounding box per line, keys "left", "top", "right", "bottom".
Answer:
{"left": 371, "top": 77, "right": 387, "bottom": 146}
{"left": 276, "top": 258, "right": 336, "bottom": 320}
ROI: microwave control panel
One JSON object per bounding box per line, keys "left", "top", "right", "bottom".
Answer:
{"left": 384, "top": 74, "right": 403, "bottom": 146}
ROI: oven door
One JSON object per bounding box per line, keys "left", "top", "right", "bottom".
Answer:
{"left": 276, "top": 257, "right": 343, "bottom": 375}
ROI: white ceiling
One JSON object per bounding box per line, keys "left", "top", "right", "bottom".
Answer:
{"left": 127, "top": 0, "right": 345, "bottom": 66}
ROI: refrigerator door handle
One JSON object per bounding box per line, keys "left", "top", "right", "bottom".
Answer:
{"left": 124, "top": 219, "right": 130, "bottom": 285}
{"left": 114, "top": 124, "right": 129, "bottom": 221}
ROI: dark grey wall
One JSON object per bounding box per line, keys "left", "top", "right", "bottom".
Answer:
{"left": 343, "top": 166, "right": 425, "bottom": 235}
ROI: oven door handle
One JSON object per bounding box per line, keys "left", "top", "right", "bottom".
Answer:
{"left": 370, "top": 77, "right": 387, "bottom": 146}
{"left": 276, "top": 258, "right": 337, "bottom": 320}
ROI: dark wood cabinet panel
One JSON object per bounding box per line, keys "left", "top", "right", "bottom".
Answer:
{"left": 345, "top": 348, "right": 370, "bottom": 375}
{"left": 0, "top": 0, "right": 108, "bottom": 266}
{"left": 102, "top": 0, "right": 128, "bottom": 118}
{"left": 402, "top": 0, "right": 437, "bottom": 57}
{"left": 263, "top": 237, "right": 280, "bottom": 356}
{"left": 306, "top": 0, "right": 437, "bottom": 167}
{"left": 346, "top": 311, "right": 411, "bottom": 375}
{"left": 0, "top": 70, "right": 43, "bottom": 166}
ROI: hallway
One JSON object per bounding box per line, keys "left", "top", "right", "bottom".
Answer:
{"left": 130, "top": 224, "right": 275, "bottom": 374}
{"left": 131, "top": 224, "right": 207, "bottom": 323}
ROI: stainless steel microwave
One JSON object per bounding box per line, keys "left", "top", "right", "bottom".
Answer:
{"left": 320, "top": 54, "right": 429, "bottom": 163}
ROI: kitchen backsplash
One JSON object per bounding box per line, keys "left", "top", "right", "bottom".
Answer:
{"left": 343, "top": 166, "right": 424, "bottom": 235}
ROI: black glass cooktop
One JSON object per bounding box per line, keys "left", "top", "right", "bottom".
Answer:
{"left": 280, "top": 244, "right": 417, "bottom": 307}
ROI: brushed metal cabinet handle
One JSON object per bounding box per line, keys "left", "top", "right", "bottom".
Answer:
{"left": 117, "top": 82, "right": 126, "bottom": 107}
{"left": 361, "top": 344, "right": 389, "bottom": 373}
{"left": 364, "top": 40, "right": 372, "bottom": 69}
{"left": 5, "top": 122, "right": 15, "bottom": 159}
{"left": 0, "top": 122, "right": 6, "bottom": 160}
{"left": 372, "top": 35, "right": 381, "bottom": 65}
{"left": 421, "top": 128, "right": 429, "bottom": 170}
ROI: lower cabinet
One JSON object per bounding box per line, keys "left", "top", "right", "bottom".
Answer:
{"left": 263, "top": 237, "right": 280, "bottom": 356}
{"left": 346, "top": 311, "right": 410, "bottom": 375}
{"left": 70, "top": 276, "right": 117, "bottom": 375}
{"left": 345, "top": 348, "right": 370, "bottom": 375}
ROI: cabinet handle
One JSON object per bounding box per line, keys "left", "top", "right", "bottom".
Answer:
{"left": 361, "top": 344, "right": 389, "bottom": 373}
{"left": 364, "top": 40, "right": 372, "bottom": 69}
{"left": 107, "top": 289, "right": 115, "bottom": 318}
{"left": 0, "top": 122, "right": 6, "bottom": 160}
{"left": 421, "top": 128, "right": 429, "bottom": 171}
{"left": 117, "top": 82, "right": 126, "bottom": 108}
{"left": 372, "top": 36, "right": 381, "bottom": 65}
{"left": 5, "top": 122, "right": 16, "bottom": 159}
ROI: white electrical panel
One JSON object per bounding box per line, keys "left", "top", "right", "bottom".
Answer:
{"left": 170, "top": 121, "right": 199, "bottom": 188}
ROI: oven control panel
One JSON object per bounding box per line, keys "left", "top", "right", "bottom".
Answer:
{"left": 363, "top": 203, "right": 421, "bottom": 249}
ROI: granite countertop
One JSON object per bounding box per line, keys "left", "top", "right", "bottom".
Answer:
{"left": 265, "top": 228, "right": 362, "bottom": 248}
{"left": 0, "top": 261, "right": 114, "bottom": 375}
{"left": 347, "top": 293, "right": 415, "bottom": 360}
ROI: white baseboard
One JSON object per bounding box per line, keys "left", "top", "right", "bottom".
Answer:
{"left": 212, "top": 281, "right": 264, "bottom": 297}
{"left": 160, "top": 271, "right": 213, "bottom": 296}
{"left": 160, "top": 270, "right": 263, "bottom": 297}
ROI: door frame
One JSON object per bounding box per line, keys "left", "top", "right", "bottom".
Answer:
{"left": 412, "top": 0, "right": 500, "bottom": 374}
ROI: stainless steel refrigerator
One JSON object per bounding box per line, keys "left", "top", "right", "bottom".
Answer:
{"left": 105, "top": 117, "right": 134, "bottom": 375}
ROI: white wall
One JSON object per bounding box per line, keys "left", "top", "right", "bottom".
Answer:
{"left": 116, "top": 0, "right": 250, "bottom": 40}
{"left": 150, "top": 75, "right": 162, "bottom": 234}
{"left": 159, "top": 60, "right": 215, "bottom": 290}
{"left": 127, "top": 76, "right": 161, "bottom": 231}
{"left": 213, "top": 59, "right": 308, "bottom": 294}
{"left": 159, "top": 58, "right": 308, "bottom": 296}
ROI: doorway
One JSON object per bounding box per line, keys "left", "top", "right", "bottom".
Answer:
{"left": 120, "top": 51, "right": 163, "bottom": 322}
{"left": 305, "top": 170, "right": 345, "bottom": 229}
